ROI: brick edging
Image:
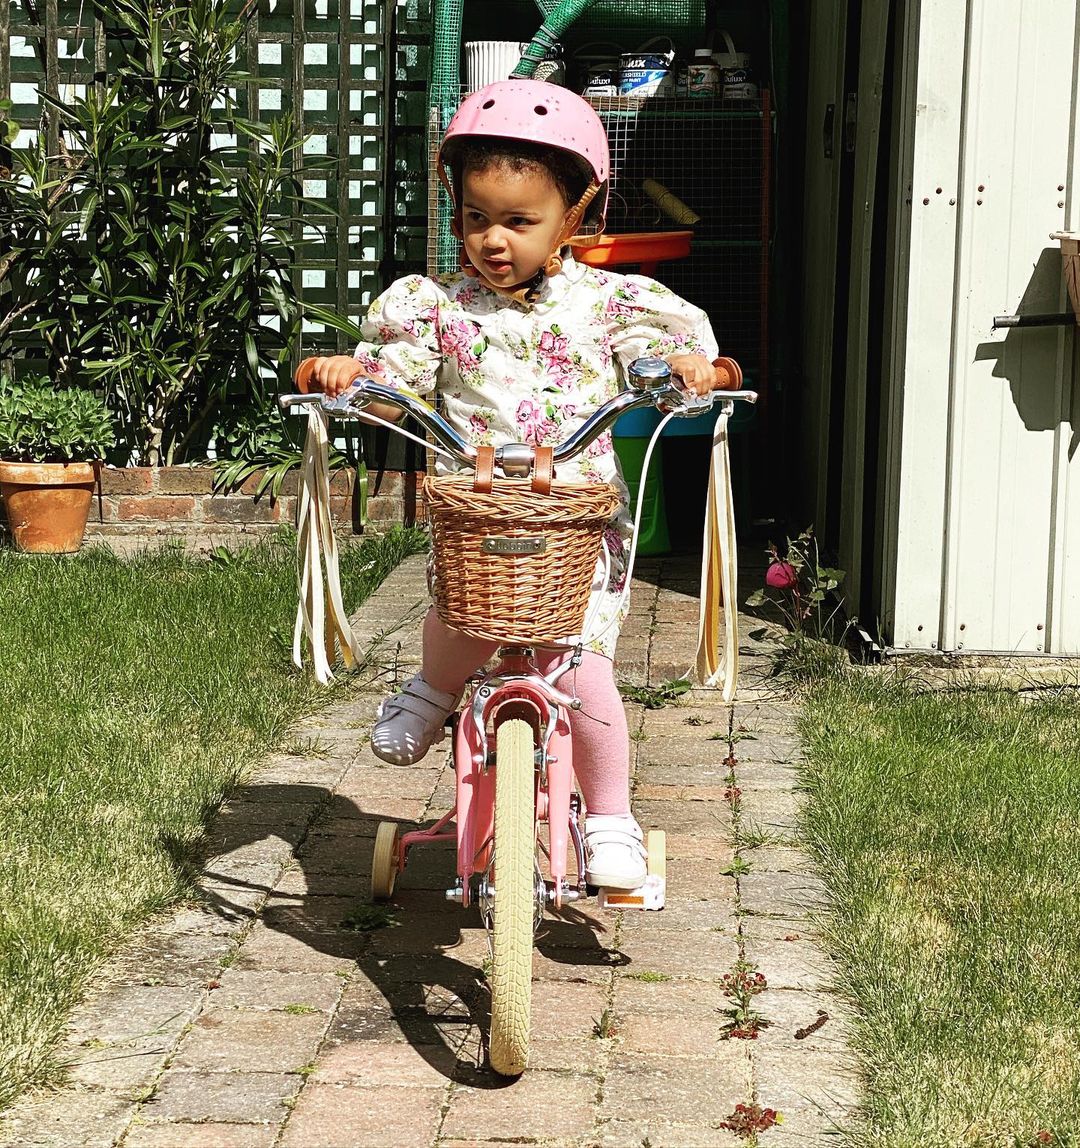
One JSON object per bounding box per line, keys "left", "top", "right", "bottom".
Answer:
{"left": 0, "top": 465, "right": 423, "bottom": 535}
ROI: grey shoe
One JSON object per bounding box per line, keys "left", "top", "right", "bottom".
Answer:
{"left": 370, "top": 674, "right": 461, "bottom": 765}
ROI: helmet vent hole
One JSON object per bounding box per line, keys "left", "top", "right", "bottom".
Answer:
{"left": 534, "top": 105, "right": 548, "bottom": 115}
{"left": 482, "top": 99, "right": 495, "bottom": 109}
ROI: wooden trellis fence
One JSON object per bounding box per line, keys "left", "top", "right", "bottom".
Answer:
{"left": 0, "top": 0, "right": 432, "bottom": 360}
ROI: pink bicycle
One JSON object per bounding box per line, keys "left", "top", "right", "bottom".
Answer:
{"left": 282, "top": 356, "right": 755, "bottom": 1076}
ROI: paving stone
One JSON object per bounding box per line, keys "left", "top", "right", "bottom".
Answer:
{"left": 65, "top": 1045, "right": 171, "bottom": 1092}
{"left": 66, "top": 985, "right": 203, "bottom": 1047}
{"left": 171, "top": 1008, "right": 328, "bottom": 1073}
{"left": 233, "top": 921, "right": 362, "bottom": 973}
{"left": 632, "top": 801, "right": 733, "bottom": 838}
{"left": 312, "top": 1035, "right": 461, "bottom": 1086}
{"left": 0, "top": 1089, "right": 133, "bottom": 1148}
{"left": 741, "top": 928, "right": 838, "bottom": 994}
{"left": 209, "top": 969, "right": 346, "bottom": 1013}
{"left": 614, "top": 928, "right": 739, "bottom": 979}
{"left": 753, "top": 1045, "right": 859, "bottom": 1123}
{"left": 616, "top": 893, "right": 735, "bottom": 933}
{"left": 737, "top": 786, "right": 806, "bottom": 833}
{"left": 635, "top": 762, "right": 731, "bottom": 786}
{"left": 600, "top": 1050, "right": 750, "bottom": 1124}
{"left": 739, "top": 870, "right": 827, "bottom": 917}
{"left": 442, "top": 1070, "right": 597, "bottom": 1141}
{"left": 753, "top": 989, "right": 853, "bottom": 1054}
{"left": 142, "top": 1071, "right": 300, "bottom": 1124}
{"left": 736, "top": 732, "right": 805, "bottom": 765}
{"left": 529, "top": 981, "right": 608, "bottom": 1042}
{"left": 109, "top": 929, "right": 237, "bottom": 988}
{"left": 742, "top": 846, "right": 814, "bottom": 874}
{"left": 596, "top": 1119, "right": 745, "bottom": 1147}
{"left": 123, "top": 1121, "right": 279, "bottom": 1147}
{"left": 278, "top": 1082, "right": 444, "bottom": 1147}
{"left": 323, "top": 978, "right": 475, "bottom": 1048}
{"left": 614, "top": 1009, "right": 726, "bottom": 1058}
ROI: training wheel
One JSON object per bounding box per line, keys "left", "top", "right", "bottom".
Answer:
{"left": 646, "top": 830, "right": 666, "bottom": 880}
{"left": 371, "top": 821, "right": 400, "bottom": 901}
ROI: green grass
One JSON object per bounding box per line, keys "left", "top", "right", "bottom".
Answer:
{"left": 0, "top": 527, "right": 426, "bottom": 1107}
{"left": 799, "top": 669, "right": 1080, "bottom": 1146}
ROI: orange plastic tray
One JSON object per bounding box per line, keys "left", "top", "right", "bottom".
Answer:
{"left": 572, "top": 230, "right": 693, "bottom": 267}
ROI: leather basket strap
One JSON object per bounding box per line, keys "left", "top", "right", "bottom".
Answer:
{"left": 531, "top": 445, "right": 554, "bottom": 495}
{"left": 473, "top": 445, "right": 495, "bottom": 493}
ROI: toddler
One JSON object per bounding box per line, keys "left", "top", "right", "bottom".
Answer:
{"left": 305, "top": 79, "right": 730, "bottom": 888}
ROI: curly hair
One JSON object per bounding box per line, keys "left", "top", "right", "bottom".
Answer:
{"left": 448, "top": 136, "right": 590, "bottom": 210}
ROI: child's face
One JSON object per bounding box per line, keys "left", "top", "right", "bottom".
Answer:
{"left": 460, "top": 163, "right": 570, "bottom": 288}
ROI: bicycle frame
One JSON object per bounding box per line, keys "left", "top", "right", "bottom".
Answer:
{"left": 284, "top": 355, "right": 756, "bottom": 1075}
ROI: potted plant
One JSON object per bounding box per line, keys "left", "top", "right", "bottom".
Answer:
{"left": 0, "top": 375, "right": 116, "bottom": 553}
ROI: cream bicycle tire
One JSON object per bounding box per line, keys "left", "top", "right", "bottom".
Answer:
{"left": 371, "top": 821, "right": 400, "bottom": 901}
{"left": 487, "top": 717, "right": 535, "bottom": 1077}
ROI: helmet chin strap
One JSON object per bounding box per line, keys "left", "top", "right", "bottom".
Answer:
{"left": 442, "top": 169, "right": 602, "bottom": 304}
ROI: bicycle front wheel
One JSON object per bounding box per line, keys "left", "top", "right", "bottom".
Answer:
{"left": 488, "top": 716, "right": 536, "bottom": 1077}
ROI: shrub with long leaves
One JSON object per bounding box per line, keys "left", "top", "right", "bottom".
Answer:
{"left": 0, "top": 0, "right": 335, "bottom": 467}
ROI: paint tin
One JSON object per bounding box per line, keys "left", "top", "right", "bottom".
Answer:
{"left": 618, "top": 39, "right": 675, "bottom": 98}
{"left": 582, "top": 66, "right": 619, "bottom": 97}
{"left": 687, "top": 62, "right": 721, "bottom": 97}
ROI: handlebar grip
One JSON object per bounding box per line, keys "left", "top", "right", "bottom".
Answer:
{"left": 295, "top": 357, "right": 319, "bottom": 394}
{"left": 712, "top": 356, "right": 743, "bottom": 391}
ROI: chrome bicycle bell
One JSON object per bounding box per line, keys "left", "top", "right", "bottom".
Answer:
{"left": 627, "top": 357, "right": 671, "bottom": 390}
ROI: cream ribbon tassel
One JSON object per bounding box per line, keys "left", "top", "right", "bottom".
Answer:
{"left": 694, "top": 408, "right": 739, "bottom": 702}
{"left": 293, "top": 407, "right": 363, "bottom": 683}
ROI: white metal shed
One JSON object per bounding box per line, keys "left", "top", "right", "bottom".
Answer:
{"left": 799, "top": 0, "right": 1080, "bottom": 656}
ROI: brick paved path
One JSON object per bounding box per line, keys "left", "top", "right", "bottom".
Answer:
{"left": 1, "top": 553, "right": 858, "bottom": 1148}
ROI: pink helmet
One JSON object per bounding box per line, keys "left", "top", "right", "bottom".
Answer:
{"left": 438, "top": 80, "right": 610, "bottom": 236}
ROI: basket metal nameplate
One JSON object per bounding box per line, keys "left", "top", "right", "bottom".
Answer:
{"left": 480, "top": 536, "right": 547, "bottom": 555}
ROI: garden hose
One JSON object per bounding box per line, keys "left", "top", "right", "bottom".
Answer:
{"left": 293, "top": 407, "right": 363, "bottom": 684}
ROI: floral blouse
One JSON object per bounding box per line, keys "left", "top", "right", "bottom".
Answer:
{"left": 353, "top": 253, "right": 718, "bottom": 657}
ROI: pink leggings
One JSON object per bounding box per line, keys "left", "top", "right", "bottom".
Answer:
{"left": 420, "top": 608, "right": 630, "bottom": 816}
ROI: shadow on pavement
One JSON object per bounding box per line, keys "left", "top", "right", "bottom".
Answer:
{"left": 190, "top": 782, "right": 628, "bottom": 1087}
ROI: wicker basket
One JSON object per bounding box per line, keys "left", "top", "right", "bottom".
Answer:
{"left": 424, "top": 449, "right": 621, "bottom": 643}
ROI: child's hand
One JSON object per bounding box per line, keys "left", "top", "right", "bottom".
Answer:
{"left": 665, "top": 353, "right": 718, "bottom": 396}
{"left": 299, "top": 355, "right": 381, "bottom": 398}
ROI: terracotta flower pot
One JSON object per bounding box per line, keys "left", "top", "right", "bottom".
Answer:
{"left": 0, "top": 460, "right": 97, "bottom": 554}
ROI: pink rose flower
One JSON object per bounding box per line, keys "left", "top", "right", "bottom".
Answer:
{"left": 765, "top": 561, "right": 798, "bottom": 590}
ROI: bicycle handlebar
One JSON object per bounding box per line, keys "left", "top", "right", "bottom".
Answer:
{"left": 280, "top": 356, "right": 757, "bottom": 475}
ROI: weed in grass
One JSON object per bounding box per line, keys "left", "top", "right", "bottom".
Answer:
{"left": 340, "top": 904, "right": 398, "bottom": 932}
{"left": 618, "top": 678, "right": 692, "bottom": 709}
{"left": 591, "top": 1008, "right": 618, "bottom": 1039}
{"left": 623, "top": 970, "right": 671, "bottom": 983}
{"left": 283, "top": 1003, "right": 318, "bottom": 1016}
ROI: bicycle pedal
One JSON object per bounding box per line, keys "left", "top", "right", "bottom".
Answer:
{"left": 597, "top": 874, "right": 666, "bottom": 911}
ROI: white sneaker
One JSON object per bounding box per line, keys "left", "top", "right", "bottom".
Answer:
{"left": 584, "top": 814, "right": 648, "bottom": 890}
{"left": 370, "top": 674, "right": 461, "bottom": 765}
